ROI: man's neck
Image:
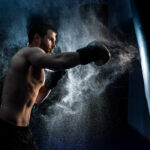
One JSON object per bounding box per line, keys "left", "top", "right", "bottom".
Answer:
{"left": 28, "top": 43, "right": 38, "bottom": 47}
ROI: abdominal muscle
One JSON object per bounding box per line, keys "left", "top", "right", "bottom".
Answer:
{"left": 0, "top": 103, "right": 34, "bottom": 127}
{"left": 0, "top": 65, "right": 44, "bottom": 127}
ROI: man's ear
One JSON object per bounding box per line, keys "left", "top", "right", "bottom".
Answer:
{"left": 33, "top": 33, "right": 41, "bottom": 46}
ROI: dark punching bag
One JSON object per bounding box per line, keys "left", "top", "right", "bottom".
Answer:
{"left": 131, "top": 0, "right": 150, "bottom": 114}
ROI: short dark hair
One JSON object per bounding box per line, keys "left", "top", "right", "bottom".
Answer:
{"left": 28, "top": 23, "right": 57, "bottom": 44}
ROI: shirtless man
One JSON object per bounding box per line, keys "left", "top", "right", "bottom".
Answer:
{"left": 0, "top": 23, "right": 110, "bottom": 149}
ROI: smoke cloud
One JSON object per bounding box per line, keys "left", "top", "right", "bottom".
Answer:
{"left": 30, "top": 2, "right": 138, "bottom": 150}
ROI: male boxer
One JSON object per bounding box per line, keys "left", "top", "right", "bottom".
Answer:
{"left": 0, "top": 23, "right": 110, "bottom": 149}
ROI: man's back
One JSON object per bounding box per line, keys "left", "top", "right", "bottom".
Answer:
{"left": 0, "top": 48, "right": 45, "bottom": 126}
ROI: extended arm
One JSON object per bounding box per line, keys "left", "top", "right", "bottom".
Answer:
{"left": 25, "top": 41, "right": 110, "bottom": 70}
{"left": 25, "top": 47, "right": 81, "bottom": 70}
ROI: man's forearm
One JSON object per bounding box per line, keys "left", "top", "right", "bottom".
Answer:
{"left": 35, "top": 70, "right": 66, "bottom": 104}
{"left": 35, "top": 85, "right": 51, "bottom": 104}
{"left": 48, "top": 52, "right": 81, "bottom": 70}
{"left": 45, "top": 70, "right": 67, "bottom": 89}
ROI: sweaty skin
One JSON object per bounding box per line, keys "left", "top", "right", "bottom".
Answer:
{"left": 0, "top": 30, "right": 80, "bottom": 127}
{"left": 0, "top": 51, "right": 45, "bottom": 126}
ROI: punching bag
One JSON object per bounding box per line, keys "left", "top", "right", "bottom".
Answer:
{"left": 131, "top": 0, "right": 150, "bottom": 114}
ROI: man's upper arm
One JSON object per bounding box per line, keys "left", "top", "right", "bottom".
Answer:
{"left": 24, "top": 47, "right": 66, "bottom": 70}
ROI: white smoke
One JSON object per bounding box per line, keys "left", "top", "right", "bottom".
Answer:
{"left": 32, "top": 3, "right": 139, "bottom": 149}
{"left": 0, "top": 0, "right": 139, "bottom": 149}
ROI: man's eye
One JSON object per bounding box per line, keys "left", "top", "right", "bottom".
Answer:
{"left": 48, "top": 38, "right": 52, "bottom": 42}
{"left": 49, "top": 38, "right": 53, "bottom": 41}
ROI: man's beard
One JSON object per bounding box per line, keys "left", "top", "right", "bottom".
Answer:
{"left": 40, "top": 45, "right": 51, "bottom": 54}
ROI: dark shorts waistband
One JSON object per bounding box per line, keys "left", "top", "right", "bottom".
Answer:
{"left": 0, "top": 118, "right": 29, "bottom": 131}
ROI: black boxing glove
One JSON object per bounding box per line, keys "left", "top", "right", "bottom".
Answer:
{"left": 45, "top": 70, "right": 67, "bottom": 89}
{"left": 77, "top": 41, "right": 110, "bottom": 66}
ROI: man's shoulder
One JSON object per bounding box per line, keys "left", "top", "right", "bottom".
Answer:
{"left": 10, "top": 47, "right": 45, "bottom": 69}
{"left": 22, "top": 47, "right": 44, "bottom": 53}
{"left": 13, "top": 47, "right": 44, "bottom": 59}
{"left": 9, "top": 47, "right": 30, "bottom": 70}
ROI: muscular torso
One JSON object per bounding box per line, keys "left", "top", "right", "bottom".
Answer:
{"left": 0, "top": 48, "right": 45, "bottom": 126}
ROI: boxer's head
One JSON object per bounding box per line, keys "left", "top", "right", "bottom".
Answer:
{"left": 28, "top": 23, "right": 57, "bottom": 53}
